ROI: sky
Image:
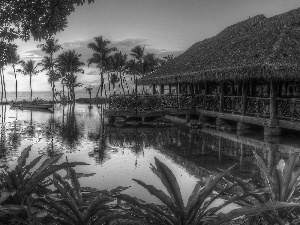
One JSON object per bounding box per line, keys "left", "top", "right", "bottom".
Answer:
{"left": 4, "top": 0, "right": 300, "bottom": 92}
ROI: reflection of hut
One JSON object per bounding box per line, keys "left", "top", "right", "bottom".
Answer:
{"left": 137, "top": 8, "right": 300, "bottom": 134}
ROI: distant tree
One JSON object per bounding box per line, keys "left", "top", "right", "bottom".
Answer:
{"left": 56, "top": 50, "right": 85, "bottom": 102}
{"left": 0, "top": 42, "right": 19, "bottom": 102}
{"left": 127, "top": 45, "right": 160, "bottom": 94}
{"left": 163, "top": 55, "right": 174, "bottom": 63}
{"left": 87, "top": 36, "right": 117, "bottom": 98}
{"left": 17, "top": 60, "right": 39, "bottom": 101}
{"left": 10, "top": 53, "right": 20, "bottom": 101}
{"left": 38, "top": 37, "right": 63, "bottom": 101}
{"left": 110, "top": 73, "right": 120, "bottom": 93}
{"left": 0, "top": 0, "right": 94, "bottom": 42}
{"left": 111, "top": 51, "right": 127, "bottom": 94}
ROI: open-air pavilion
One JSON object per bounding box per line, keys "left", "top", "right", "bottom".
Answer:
{"left": 105, "top": 7, "right": 300, "bottom": 135}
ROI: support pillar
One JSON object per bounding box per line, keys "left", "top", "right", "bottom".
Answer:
{"left": 265, "top": 81, "right": 281, "bottom": 136}
{"left": 152, "top": 85, "right": 156, "bottom": 95}
{"left": 216, "top": 118, "right": 228, "bottom": 130}
{"left": 186, "top": 114, "right": 191, "bottom": 123}
{"left": 219, "top": 82, "right": 224, "bottom": 112}
{"left": 169, "top": 84, "right": 172, "bottom": 95}
{"left": 204, "top": 82, "right": 207, "bottom": 110}
{"left": 160, "top": 85, "right": 164, "bottom": 95}
{"left": 199, "top": 115, "right": 210, "bottom": 124}
{"left": 241, "top": 81, "right": 247, "bottom": 115}
{"left": 237, "top": 122, "right": 252, "bottom": 136}
{"left": 108, "top": 116, "right": 115, "bottom": 125}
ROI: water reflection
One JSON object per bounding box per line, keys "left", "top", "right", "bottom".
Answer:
{"left": 0, "top": 103, "right": 300, "bottom": 200}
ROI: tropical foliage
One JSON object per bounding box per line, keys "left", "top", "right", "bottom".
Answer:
{"left": 17, "top": 60, "right": 40, "bottom": 101}
{"left": 38, "top": 37, "right": 63, "bottom": 101}
{"left": 56, "top": 50, "right": 85, "bottom": 102}
{"left": 0, "top": 0, "right": 94, "bottom": 42}
{"left": 1, "top": 147, "right": 300, "bottom": 224}
{"left": 87, "top": 36, "right": 117, "bottom": 97}
{"left": 0, "top": 146, "right": 88, "bottom": 224}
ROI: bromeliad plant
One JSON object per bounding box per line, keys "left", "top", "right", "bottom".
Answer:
{"left": 0, "top": 145, "right": 88, "bottom": 224}
{"left": 114, "top": 157, "right": 300, "bottom": 225}
{"left": 0, "top": 145, "right": 88, "bottom": 205}
{"left": 211, "top": 152, "right": 300, "bottom": 225}
{"left": 28, "top": 167, "right": 148, "bottom": 225}
{"left": 113, "top": 157, "right": 239, "bottom": 224}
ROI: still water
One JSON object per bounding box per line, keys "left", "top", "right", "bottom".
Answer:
{"left": 0, "top": 103, "right": 300, "bottom": 204}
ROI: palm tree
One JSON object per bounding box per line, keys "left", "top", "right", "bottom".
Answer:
{"left": 109, "top": 73, "right": 120, "bottom": 94}
{"left": 128, "top": 45, "right": 160, "bottom": 94}
{"left": 111, "top": 51, "right": 127, "bottom": 94}
{"left": 38, "top": 37, "right": 62, "bottom": 101}
{"left": 87, "top": 36, "right": 117, "bottom": 98}
{"left": 0, "top": 42, "right": 18, "bottom": 102}
{"left": 56, "top": 50, "right": 85, "bottom": 102}
{"left": 10, "top": 54, "right": 20, "bottom": 101}
{"left": 162, "top": 54, "right": 174, "bottom": 65}
{"left": 17, "top": 60, "right": 39, "bottom": 101}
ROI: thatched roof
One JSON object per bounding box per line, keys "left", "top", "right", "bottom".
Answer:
{"left": 138, "top": 8, "right": 300, "bottom": 85}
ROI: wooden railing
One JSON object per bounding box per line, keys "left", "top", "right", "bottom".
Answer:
{"left": 224, "top": 96, "right": 243, "bottom": 114}
{"left": 205, "top": 95, "right": 220, "bottom": 111}
{"left": 108, "top": 94, "right": 300, "bottom": 121}
{"left": 109, "top": 95, "right": 161, "bottom": 111}
{"left": 246, "top": 97, "right": 270, "bottom": 117}
{"left": 277, "top": 98, "right": 300, "bottom": 121}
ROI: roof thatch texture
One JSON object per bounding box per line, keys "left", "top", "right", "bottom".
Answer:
{"left": 138, "top": 8, "right": 300, "bottom": 85}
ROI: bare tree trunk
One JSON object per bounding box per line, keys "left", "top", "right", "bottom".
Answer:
{"left": 0, "top": 68, "right": 3, "bottom": 102}
{"left": 13, "top": 65, "right": 17, "bottom": 101}
{"left": 30, "top": 74, "right": 33, "bottom": 101}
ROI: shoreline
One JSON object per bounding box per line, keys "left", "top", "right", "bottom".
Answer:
{"left": 0, "top": 97, "right": 110, "bottom": 105}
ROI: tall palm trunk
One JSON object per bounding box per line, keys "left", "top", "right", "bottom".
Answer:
{"left": 30, "top": 74, "right": 33, "bottom": 101}
{"left": 62, "top": 84, "right": 65, "bottom": 99}
{"left": 0, "top": 68, "right": 3, "bottom": 102}
{"left": 119, "top": 69, "right": 125, "bottom": 94}
{"left": 13, "top": 65, "right": 17, "bottom": 101}
{"left": 2, "top": 68, "right": 7, "bottom": 101}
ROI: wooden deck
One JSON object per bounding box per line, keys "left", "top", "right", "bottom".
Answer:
{"left": 104, "top": 94, "right": 300, "bottom": 135}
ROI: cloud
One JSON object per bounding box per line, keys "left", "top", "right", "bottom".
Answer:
{"left": 22, "top": 49, "right": 44, "bottom": 60}
{"left": 86, "top": 70, "right": 98, "bottom": 75}
{"left": 61, "top": 40, "right": 87, "bottom": 49}
{"left": 6, "top": 70, "right": 15, "bottom": 76}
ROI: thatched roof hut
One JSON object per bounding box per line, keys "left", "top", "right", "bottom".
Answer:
{"left": 138, "top": 8, "right": 300, "bottom": 85}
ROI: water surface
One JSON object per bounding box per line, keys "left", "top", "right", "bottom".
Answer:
{"left": 1, "top": 103, "right": 300, "bottom": 204}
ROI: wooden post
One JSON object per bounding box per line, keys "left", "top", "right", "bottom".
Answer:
{"left": 176, "top": 83, "right": 179, "bottom": 96}
{"left": 204, "top": 82, "right": 207, "bottom": 110}
{"left": 160, "top": 85, "right": 164, "bottom": 95}
{"left": 270, "top": 80, "right": 278, "bottom": 120}
{"left": 238, "top": 82, "right": 242, "bottom": 95}
{"left": 242, "top": 81, "right": 247, "bottom": 115}
{"left": 219, "top": 82, "right": 224, "bottom": 112}
{"left": 152, "top": 85, "right": 156, "bottom": 95}
{"left": 190, "top": 84, "right": 194, "bottom": 95}
{"left": 169, "top": 84, "right": 172, "bottom": 95}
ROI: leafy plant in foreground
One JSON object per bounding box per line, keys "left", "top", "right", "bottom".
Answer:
{"left": 211, "top": 152, "right": 300, "bottom": 225}
{"left": 0, "top": 145, "right": 88, "bottom": 205}
{"left": 113, "top": 157, "right": 239, "bottom": 224}
{"left": 28, "top": 167, "right": 147, "bottom": 225}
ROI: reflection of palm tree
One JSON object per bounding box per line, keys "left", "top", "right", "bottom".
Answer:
{"left": 8, "top": 110, "right": 21, "bottom": 151}
{"left": 0, "top": 105, "right": 7, "bottom": 154}
{"left": 61, "top": 104, "right": 81, "bottom": 148}
{"left": 25, "top": 110, "right": 35, "bottom": 138}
